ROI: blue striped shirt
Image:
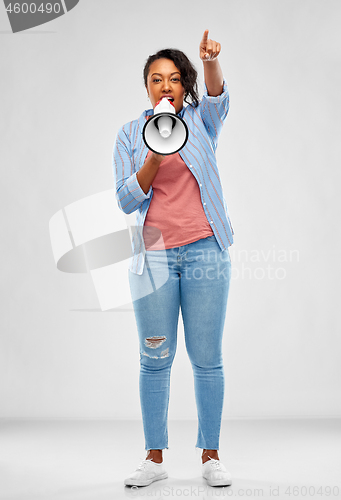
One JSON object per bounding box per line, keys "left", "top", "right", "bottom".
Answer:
{"left": 112, "top": 79, "right": 235, "bottom": 275}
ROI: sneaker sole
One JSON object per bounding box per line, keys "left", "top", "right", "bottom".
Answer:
{"left": 204, "top": 476, "right": 232, "bottom": 487}
{"left": 124, "top": 471, "right": 168, "bottom": 487}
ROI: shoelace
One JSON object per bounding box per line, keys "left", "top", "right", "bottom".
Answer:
{"left": 136, "top": 459, "right": 154, "bottom": 471}
{"left": 206, "top": 456, "right": 222, "bottom": 470}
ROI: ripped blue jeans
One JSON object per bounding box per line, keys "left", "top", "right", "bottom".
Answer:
{"left": 128, "top": 234, "right": 232, "bottom": 451}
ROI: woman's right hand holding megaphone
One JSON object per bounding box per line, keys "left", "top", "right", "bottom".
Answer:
{"left": 152, "top": 152, "right": 166, "bottom": 162}
{"left": 136, "top": 152, "right": 164, "bottom": 195}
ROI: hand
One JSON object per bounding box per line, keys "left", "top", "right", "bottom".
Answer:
{"left": 199, "top": 29, "right": 221, "bottom": 61}
{"left": 151, "top": 152, "right": 165, "bottom": 163}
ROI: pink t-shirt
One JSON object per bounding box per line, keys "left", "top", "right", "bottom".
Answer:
{"left": 143, "top": 150, "right": 214, "bottom": 250}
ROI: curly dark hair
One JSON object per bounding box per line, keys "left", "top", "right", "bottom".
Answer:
{"left": 143, "top": 48, "right": 199, "bottom": 108}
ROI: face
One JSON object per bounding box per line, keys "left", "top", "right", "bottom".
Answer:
{"left": 145, "top": 58, "right": 185, "bottom": 114}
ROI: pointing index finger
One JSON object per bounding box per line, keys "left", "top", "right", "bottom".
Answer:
{"left": 201, "top": 29, "right": 209, "bottom": 44}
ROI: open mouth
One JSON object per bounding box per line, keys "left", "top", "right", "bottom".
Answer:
{"left": 162, "top": 96, "right": 174, "bottom": 102}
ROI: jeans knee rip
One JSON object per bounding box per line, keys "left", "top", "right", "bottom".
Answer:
{"left": 142, "top": 346, "right": 169, "bottom": 359}
{"left": 145, "top": 336, "right": 167, "bottom": 349}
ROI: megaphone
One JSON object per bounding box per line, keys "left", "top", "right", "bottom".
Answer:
{"left": 142, "top": 97, "right": 189, "bottom": 156}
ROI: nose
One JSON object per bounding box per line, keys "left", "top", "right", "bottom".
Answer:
{"left": 161, "top": 79, "right": 171, "bottom": 93}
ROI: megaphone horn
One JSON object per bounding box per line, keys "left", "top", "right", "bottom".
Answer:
{"left": 142, "top": 97, "right": 189, "bottom": 156}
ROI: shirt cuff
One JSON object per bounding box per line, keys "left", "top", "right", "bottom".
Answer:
{"left": 203, "top": 78, "right": 229, "bottom": 102}
{"left": 127, "top": 171, "right": 152, "bottom": 201}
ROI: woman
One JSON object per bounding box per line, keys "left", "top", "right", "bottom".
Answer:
{"left": 113, "top": 30, "right": 234, "bottom": 487}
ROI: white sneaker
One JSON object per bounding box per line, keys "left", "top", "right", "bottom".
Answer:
{"left": 202, "top": 456, "right": 232, "bottom": 486}
{"left": 124, "top": 458, "right": 168, "bottom": 487}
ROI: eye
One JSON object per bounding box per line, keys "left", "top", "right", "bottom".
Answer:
{"left": 152, "top": 78, "right": 161, "bottom": 83}
{"left": 171, "top": 78, "right": 180, "bottom": 82}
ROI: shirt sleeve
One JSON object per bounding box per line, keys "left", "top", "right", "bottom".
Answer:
{"left": 112, "top": 125, "right": 152, "bottom": 215}
{"left": 200, "top": 78, "right": 230, "bottom": 152}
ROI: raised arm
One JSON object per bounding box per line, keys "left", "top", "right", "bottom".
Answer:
{"left": 199, "top": 29, "right": 223, "bottom": 97}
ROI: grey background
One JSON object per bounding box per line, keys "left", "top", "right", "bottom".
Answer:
{"left": 0, "top": 0, "right": 340, "bottom": 420}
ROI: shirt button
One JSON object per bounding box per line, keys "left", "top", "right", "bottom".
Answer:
{"left": 210, "top": 220, "right": 213, "bottom": 224}
{"left": 189, "top": 164, "right": 192, "bottom": 168}
{"left": 203, "top": 202, "right": 206, "bottom": 205}
{"left": 199, "top": 183, "right": 202, "bottom": 187}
